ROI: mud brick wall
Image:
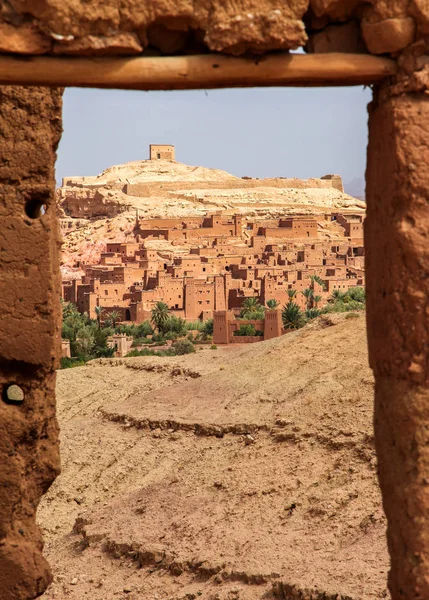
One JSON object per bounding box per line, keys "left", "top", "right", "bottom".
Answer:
{"left": 366, "top": 88, "right": 429, "bottom": 600}
{"left": 0, "top": 86, "right": 62, "bottom": 600}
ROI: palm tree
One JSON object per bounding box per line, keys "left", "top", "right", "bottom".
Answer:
{"left": 241, "top": 297, "right": 261, "bottom": 312}
{"left": 347, "top": 286, "right": 365, "bottom": 303}
{"left": 282, "top": 301, "right": 305, "bottom": 330}
{"left": 61, "top": 298, "right": 78, "bottom": 320}
{"left": 331, "top": 289, "right": 347, "bottom": 302}
{"left": 301, "top": 288, "right": 314, "bottom": 310}
{"left": 94, "top": 306, "right": 104, "bottom": 330}
{"left": 313, "top": 295, "right": 322, "bottom": 309}
{"left": 240, "top": 297, "right": 264, "bottom": 319}
{"left": 266, "top": 299, "right": 280, "bottom": 310}
{"left": 310, "top": 275, "right": 326, "bottom": 290}
{"left": 67, "top": 312, "right": 83, "bottom": 342}
{"left": 151, "top": 301, "right": 170, "bottom": 334}
{"left": 287, "top": 289, "right": 297, "bottom": 300}
{"left": 109, "top": 310, "right": 121, "bottom": 328}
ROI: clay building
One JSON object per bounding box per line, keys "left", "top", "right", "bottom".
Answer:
{"left": 258, "top": 216, "right": 318, "bottom": 239}
{"left": 137, "top": 213, "right": 243, "bottom": 241}
{"left": 61, "top": 211, "right": 365, "bottom": 323}
{"left": 149, "top": 144, "right": 175, "bottom": 160}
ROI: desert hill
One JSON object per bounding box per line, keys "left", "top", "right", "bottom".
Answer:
{"left": 38, "top": 314, "right": 388, "bottom": 600}
{"left": 57, "top": 159, "right": 365, "bottom": 272}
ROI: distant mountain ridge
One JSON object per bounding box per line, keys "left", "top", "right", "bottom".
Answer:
{"left": 345, "top": 177, "right": 365, "bottom": 201}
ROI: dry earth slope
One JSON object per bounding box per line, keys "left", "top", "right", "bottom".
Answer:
{"left": 38, "top": 314, "right": 388, "bottom": 600}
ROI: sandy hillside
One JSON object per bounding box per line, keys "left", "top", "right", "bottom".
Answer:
{"left": 38, "top": 314, "right": 388, "bottom": 600}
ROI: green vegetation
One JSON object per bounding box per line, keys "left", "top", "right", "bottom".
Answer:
{"left": 309, "top": 275, "right": 326, "bottom": 289}
{"left": 233, "top": 323, "right": 264, "bottom": 337}
{"left": 61, "top": 301, "right": 115, "bottom": 366}
{"left": 60, "top": 356, "right": 86, "bottom": 369}
{"left": 107, "top": 310, "right": 121, "bottom": 328}
{"left": 60, "top": 300, "right": 216, "bottom": 366}
{"left": 266, "top": 299, "right": 280, "bottom": 310}
{"left": 150, "top": 301, "right": 170, "bottom": 333}
{"left": 240, "top": 297, "right": 265, "bottom": 320}
{"left": 202, "top": 319, "right": 214, "bottom": 336}
{"left": 171, "top": 339, "right": 196, "bottom": 355}
{"left": 282, "top": 301, "right": 306, "bottom": 330}
{"left": 185, "top": 320, "right": 205, "bottom": 332}
{"left": 125, "top": 347, "right": 177, "bottom": 358}
{"left": 125, "top": 338, "right": 195, "bottom": 358}
{"left": 281, "top": 283, "right": 365, "bottom": 331}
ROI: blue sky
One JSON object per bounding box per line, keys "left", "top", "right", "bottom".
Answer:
{"left": 56, "top": 85, "right": 371, "bottom": 194}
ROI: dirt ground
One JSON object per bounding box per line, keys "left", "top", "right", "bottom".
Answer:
{"left": 38, "top": 314, "right": 388, "bottom": 600}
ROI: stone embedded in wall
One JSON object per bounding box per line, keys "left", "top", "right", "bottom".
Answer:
{"left": 361, "top": 17, "right": 416, "bottom": 54}
{"left": 0, "top": 86, "right": 62, "bottom": 600}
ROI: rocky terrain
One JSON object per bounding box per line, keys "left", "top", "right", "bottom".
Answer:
{"left": 38, "top": 314, "right": 388, "bottom": 600}
{"left": 57, "top": 159, "right": 366, "bottom": 274}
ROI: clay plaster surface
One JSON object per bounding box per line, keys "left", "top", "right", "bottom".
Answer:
{"left": 0, "top": 86, "right": 62, "bottom": 600}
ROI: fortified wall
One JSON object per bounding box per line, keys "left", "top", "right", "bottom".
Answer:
{"left": 122, "top": 175, "right": 344, "bottom": 198}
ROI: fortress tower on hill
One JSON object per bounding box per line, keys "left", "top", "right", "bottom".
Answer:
{"left": 149, "top": 144, "right": 175, "bottom": 160}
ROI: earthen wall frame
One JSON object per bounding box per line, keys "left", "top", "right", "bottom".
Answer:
{"left": 1, "top": 2, "right": 429, "bottom": 599}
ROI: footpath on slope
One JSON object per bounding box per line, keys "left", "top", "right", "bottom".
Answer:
{"left": 38, "top": 314, "right": 387, "bottom": 600}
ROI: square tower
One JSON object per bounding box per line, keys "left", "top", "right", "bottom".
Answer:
{"left": 149, "top": 144, "right": 175, "bottom": 160}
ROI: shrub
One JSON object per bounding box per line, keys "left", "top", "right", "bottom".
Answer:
{"left": 185, "top": 320, "right": 204, "bottom": 332}
{"left": 202, "top": 319, "right": 214, "bottom": 336}
{"left": 305, "top": 308, "right": 321, "bottom": 320}
{"left": 152, "top": 333, "right": 166, "bottom": 343}
{"left": 126, "top": 347, "right": 176, "bottom": 358}
{"left": 131, "top": 337, "right": 147, "bottom": 347}
{"left": 74, "top": 328, "right": 95, "bottom": 360}
{"left": 234, "top": 323, "right": 263, "bottom": 337}
{"left": 345, "top": 312, "right": 360, "bottom": 319}
{"left": 347, "top": 286, "right": 365, "bottom": 303}
{"left": 171, "top": 339, "right": 196, "bottom": 355}
{"left": 282, "top": 301, "right": 306, "bottom": 330}
{"left": 134, "top": 321, "right": 153, "bottom": 337}
{"left": 266, "top": 299, "right": 280, "bottom": 309}
{"left": 164, "top": 315, "right": 187, "bottom": 336}
{"left": 164, "top": 331, "right": 179, "bottom": 341}
{"left": 60, "top": 357, "right": 86, "bottom": 369}
{"left": 210, "top": 344, "right": 218, "bottom": 350}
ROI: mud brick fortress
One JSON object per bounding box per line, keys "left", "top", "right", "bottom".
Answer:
{"left": 59, "top": 144, "right": 366, "bottom": 328}
{"left": 62, "top": 209, "right": 364, "bottom": 326}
